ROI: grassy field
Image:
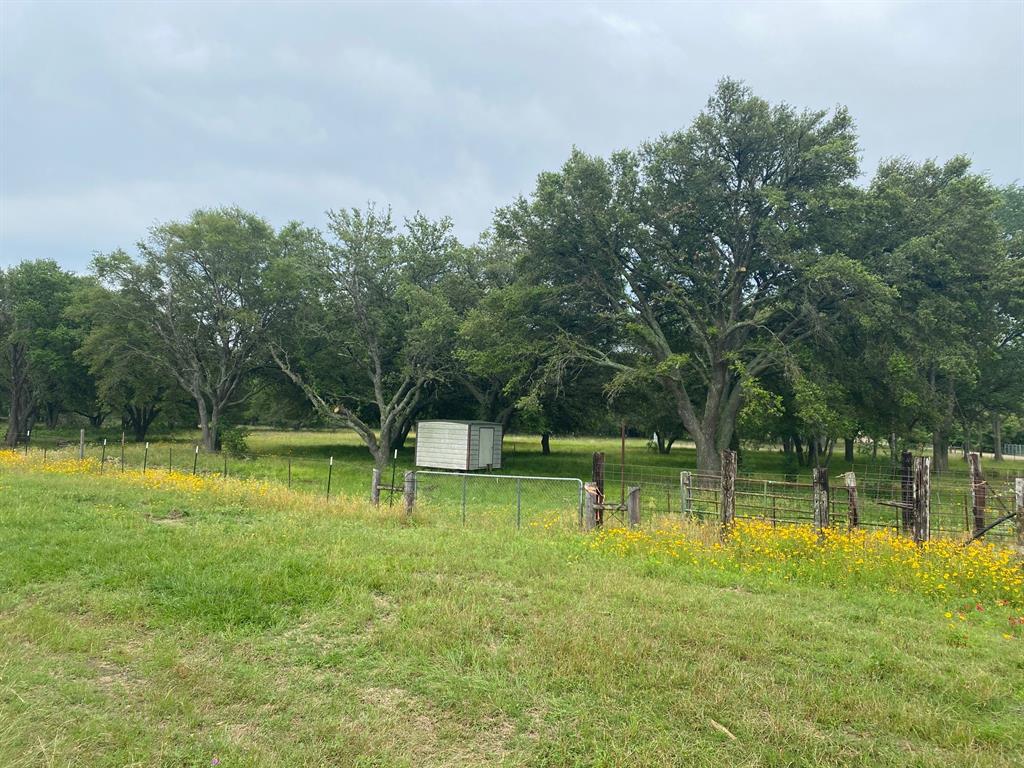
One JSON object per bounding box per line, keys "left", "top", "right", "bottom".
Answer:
{"left": 21, "top": 426, "right": 1024, "bottom": 493}
{"left": 1, "top": 453, "right": 1022, "bottom": 766}
{"left": 19, "top": 427, "right": 1023, "bottom": 541}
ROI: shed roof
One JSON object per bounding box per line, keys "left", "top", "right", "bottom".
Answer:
{"left": 416, "top": 419, "right": 502, "bottom": 426}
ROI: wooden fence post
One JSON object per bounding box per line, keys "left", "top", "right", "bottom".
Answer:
{"left": 913, "top": 457, "right": 930, "bottom": 544}
{"left": 844, "top": 472, "right": 859, "bottom": 528}
{"left": 900, "top": 451, "right": 914, "bottom": 534}
{"left": 720, "top": 450, "right": 736, "bottom": 527}
{"left": 627, "top": 486, "right": 641, "bottom": 528}
{"left": 403, "top": 471, "right": 416, "bottom": 518}
{"left": 813, "top": 467, "right": 830, "bottom": 529}
{"left": 79, "top": 429, "right": 85, "bottom": 460}
{"left": 583, "top": 483, "right": 597, "bottom": 531}
{"left": 371, "top": 467, "right": 381, "bottom": 506}
{"left": 1015, "top": 478, "right": 1024, "bottom": 547}
{"left": 592, "top": 451, "right": 605, "bottom": 527}
{"left": 680, "top": 471, "right": 692, "bottom": 519}
{"left": 968, "top": 452, "right": 985, "bottom": 536}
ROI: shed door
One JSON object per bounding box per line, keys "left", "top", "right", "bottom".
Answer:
{"left": 479, "top": 427, "right": 494, "bottom": 467}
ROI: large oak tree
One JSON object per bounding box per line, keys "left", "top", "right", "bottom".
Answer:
{"left": 269, "top": 206, "right": 462, "bottom": 471}
{"left": 93, "top": 208, "right": 294, "bottom": 450}
{"left": 499, "top": 80, "right": 882, "bottom": 473}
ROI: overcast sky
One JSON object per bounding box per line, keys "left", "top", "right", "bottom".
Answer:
{"left": 2, "top": 0, "right": 1022, "bottom": 271}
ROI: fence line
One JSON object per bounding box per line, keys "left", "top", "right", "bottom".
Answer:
{"left": 597, "top": 452, "right": 1020, "bottom": 542}
{"left": 12, "top": 440, "right": 1022, "bottom": 542}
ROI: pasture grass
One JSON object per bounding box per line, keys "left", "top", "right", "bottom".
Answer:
{"left": 28, "top": 425, "right": 1024, "bottom": 482}
{"left": 22, "top": 427, "right": 1021, "bottom": 541}
{"left": 1, "top": 457, "right": 1022, "bottom": 766}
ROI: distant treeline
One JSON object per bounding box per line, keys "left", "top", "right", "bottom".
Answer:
{"left": 2, "top": 80, "right": 1022, "bottom": 472}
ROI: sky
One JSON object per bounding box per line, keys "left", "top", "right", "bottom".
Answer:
{"left": 1, "top": 0, "right": 1022, "bottom": 272}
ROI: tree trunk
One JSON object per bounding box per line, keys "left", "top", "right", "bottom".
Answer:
{"left": 371, "top": 444, "right": 389, "bottom": 474}
{"left": 844, "top": 437, "right": 855, "bottom": 463}
{"left": 729, "top": 427, "right": 740, "bottom": 466}
{"left": 540, "top": 432, "right": 551, "bottom": 455}
{"left": 993, "top": 414, "right": 1003, "bottom": 461}
{"left": 4, "top": 342, "right": 30, "bottom": 447}
{"left": 497, "top": 404, "right": 515, "bottom": 432}
{"left": 197, "top": 397, "right": 216, "bottom": 451}
{"left": 655, "top": 432, "right": 667, "bottom": 454}
{"left": 782, "top": 436, "right": 792, "bottom": 455}
{"left": 888, "top": 433, "right": 898, "bottom": 466}
{"left": 127, "top": 403, "right": 159, "bottom": 442}
{"left": 807, "top": 437, "right": 818, "bottom": 468}
{"left": 932, "top": 430, "right": 949, "bottom": 473}
{"left": 132, "top": 419, "right": 148, "bottom": 443}
{"left": 872, "top": 438, "right": 878, "bottom": 460}
{"left": 390, "top": 418, "right": 414, "bottom": 451}
{"left": 793, "top": 435, "right": 805, "bottom": 467}
{"left": 4, "top": 406, "right": 21, "bottom": 447}
{"left": 667, "top": 369, "right": 739, "bottom": 476}
{"left": 695, "top": 435, "right": 722, "bottom": 476}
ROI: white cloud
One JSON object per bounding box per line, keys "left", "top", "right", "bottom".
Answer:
{"left": 1, "top": 1, "right": 1021, "bottom": 270}
{"left": 133, "top": 23, "right": 220, "bottom": 73}
{"left": 0, "top": 169, "right": 403, "bottom": 264}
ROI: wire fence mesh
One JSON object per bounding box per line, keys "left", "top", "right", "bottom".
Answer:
{"left": 24, "top": 439, "right": 373, "bottom": 500}
{"left": 599, "top": 461, "right": 1022, "bottom": 541}
{"left": 14, "top": 438, "right": 1022, "bottom": 542}
{"left": 412, "top": 471, "right": 584, "bottom": 530}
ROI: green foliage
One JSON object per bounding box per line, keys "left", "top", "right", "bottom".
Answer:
{"left": 218, "top": 425, "right": 250, "bottom": 456}
{"left": 496, "top": 78, "right": 886, "bottom": 470}
{"left": 3, "top": 81, "right": 1022, "bottom": 462}
{"left": 268, "top": 206, "right": 467, "bottom": 467}
{"left": 737, "top": 378, "right": 784, "bottom": 439}
{"left": 0, "top": 260, "right": 96, "bottom": 442}
{"left": 93, "top": 207, "right": 298, "bottom": 450}
{"left": 852, "top": 157, "right": 1008, "bottom": 464}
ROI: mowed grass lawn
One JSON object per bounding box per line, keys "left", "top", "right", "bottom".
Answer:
{"left": 1, "top": 465, "right": 1022, "bottom": 767}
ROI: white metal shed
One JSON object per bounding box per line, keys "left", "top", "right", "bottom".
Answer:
{"left": 414, "top": 420, "right": 503, "bottom": 471}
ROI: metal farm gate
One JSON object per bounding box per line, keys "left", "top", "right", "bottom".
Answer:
{"left": 412, "top": 470, "right": 584, "bottom": 530}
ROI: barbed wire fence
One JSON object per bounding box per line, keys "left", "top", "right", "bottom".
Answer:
{"left": 593, "top": 451, "right": 1022, "bottom": 543}
{"left": 21, "top": 429, "right": 376, "bottom": 500}
{"left": 14, "top": 431, "right": 1024, "bottom": 543}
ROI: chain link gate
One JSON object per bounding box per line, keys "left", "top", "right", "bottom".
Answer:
{"left": 412, "top": 471, "right": 584, "bottom": 530}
